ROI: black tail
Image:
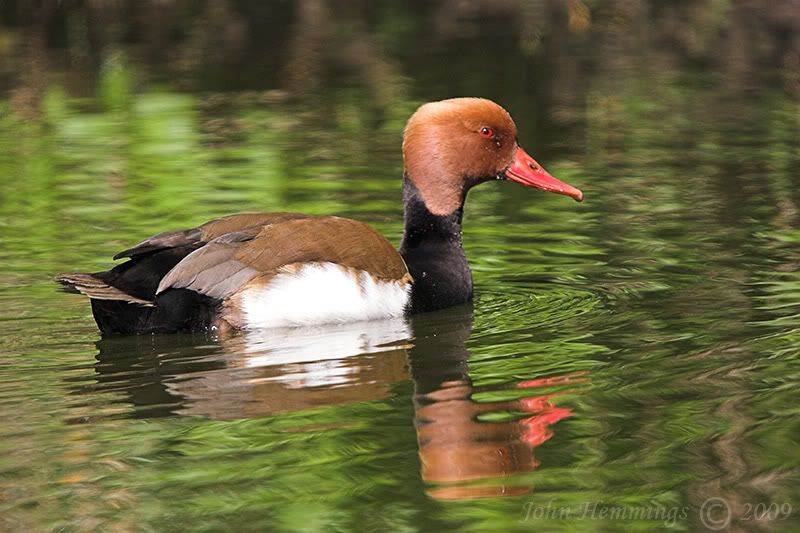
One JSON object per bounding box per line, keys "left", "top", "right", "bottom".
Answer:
{"left": 58, "top": 246, "right": 220, "bottom": 334}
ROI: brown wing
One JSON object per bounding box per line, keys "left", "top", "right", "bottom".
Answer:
{"left": 113, "top": 212, "right": 312, "bottom": 260}
{"left": 157, "top": 216, "right": 409, "bottom": 300}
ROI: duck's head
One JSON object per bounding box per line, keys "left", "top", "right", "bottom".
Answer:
{"left": 403, "top": 98, "right": 583, "bottom": 215}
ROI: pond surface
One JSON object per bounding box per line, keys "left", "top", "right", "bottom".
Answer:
{"left": 1, "top": 2, "right": 799, "bottom": 531}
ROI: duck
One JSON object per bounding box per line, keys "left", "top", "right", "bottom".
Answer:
{"left": 58, "top": 98, "right": 583, "bottom": 334}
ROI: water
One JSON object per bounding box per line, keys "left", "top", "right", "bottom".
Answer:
{"left": 1, "top": 2, "right": 799, "bottom": 531}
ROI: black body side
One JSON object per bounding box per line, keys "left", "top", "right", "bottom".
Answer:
{"left": 89, "top": 246, "right": 220, "bottom": 335}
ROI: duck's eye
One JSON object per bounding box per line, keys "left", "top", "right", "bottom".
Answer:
{"left": 480, "top": 127, "right": 493, "bottom": 138}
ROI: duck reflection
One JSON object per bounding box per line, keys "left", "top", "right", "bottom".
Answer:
{"left": 408, "top": 308, "right": 585, "bottom": 499}
{"left": 91, "top": 306, "right": 584, "bottom": 499}
{"left": 173, "top": 319, "right": 411, "bottom": 418}
{"left": 92, "top": 319, "right": 411, "bottom": 419}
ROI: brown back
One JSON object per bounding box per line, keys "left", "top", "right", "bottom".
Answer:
{"left": 114, "top": 212, "right": 312, "bottom": 259}
{"left": 199, "top": 212, "right": 312, "bottom": 241}
{"left": 235, "top": 217, "right": 407, "bottom": 281}
{"left": 158, "top": 215, "right": 409, "bottom": 300}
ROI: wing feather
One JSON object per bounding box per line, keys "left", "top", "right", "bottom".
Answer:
{"left": 157, "top": 216, "right": 409, "bottom": 301}
{"left": 112, "top": 212, "right": 313, "bottom": 260}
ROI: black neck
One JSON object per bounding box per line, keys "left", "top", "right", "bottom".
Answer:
{"left": 399, "top": 176, "right": 473, "bottom": 313}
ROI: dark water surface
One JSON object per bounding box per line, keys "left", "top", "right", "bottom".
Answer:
{"left": 1, "top": 2, "right": 799, "bottom": 531}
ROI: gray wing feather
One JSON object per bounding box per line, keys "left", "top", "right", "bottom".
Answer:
{"left": 156, "top": 231, "right": 262, "bottom": 300}
{"left": 57, "top": 273, "right": 154, "bottom": 306}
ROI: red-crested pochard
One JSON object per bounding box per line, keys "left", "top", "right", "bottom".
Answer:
{"left": 58, "top": 98, "right": 583, "bottom": 334}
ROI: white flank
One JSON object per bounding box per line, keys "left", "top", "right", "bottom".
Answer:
{"left": 240, "top": 262, "right": 410, "bottom": 329}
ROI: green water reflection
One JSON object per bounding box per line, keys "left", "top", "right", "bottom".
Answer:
{"left": 1, "top": 1, "right": 799, "bottom": 531}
